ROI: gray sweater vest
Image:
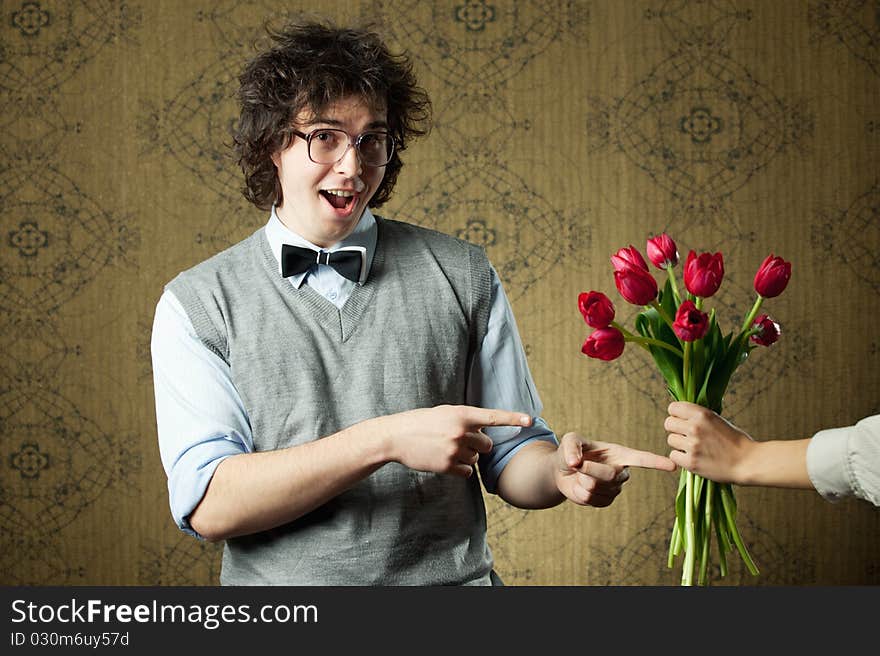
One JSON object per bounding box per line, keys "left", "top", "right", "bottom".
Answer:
{"left": 168, "top": 217, "right": 496, "bottom": 585}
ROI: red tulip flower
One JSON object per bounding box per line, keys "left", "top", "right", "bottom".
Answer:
{"left": 754, "top": 254, "right": 791, "bottom": 298}
{"left": 614, "top": 267, "right": 658, "bottom": 306}
{"left": 683, "top": 250, "right": 724, "bottom": 298}
{"left": 750, "top": 314, "right": 781, "bottom": 346}
{"left": 611, "top": 245, "right": 649, "bottom": 273}
{"left": 672, "top": 300, "right": 709, "bottom": 342}
{"left": 578, "top": 291, "right": 615, "bottom": 328}
{"left": 581, "top": 326, "right": 626, "bottom": 361}
{"left": 646, "top": 233, "right": 679, "bottom": 269}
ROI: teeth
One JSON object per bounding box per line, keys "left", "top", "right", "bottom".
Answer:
{"left": 324, "top": 189, "right": 355, "bottom": 197}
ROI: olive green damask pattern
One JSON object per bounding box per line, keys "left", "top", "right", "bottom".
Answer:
{"left": 1, "top": 0, "right": 143, "bottom": 585}
{"left": 1, "top": 0, "right": 877, "bottom": 585}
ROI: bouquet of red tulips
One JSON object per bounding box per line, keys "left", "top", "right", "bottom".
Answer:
{"left": 579, "top": 233, "right": 791, "bottom": 585}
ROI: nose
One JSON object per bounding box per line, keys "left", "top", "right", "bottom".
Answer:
{"left": 334, "top": 141, "right": 363, "bottom": 178}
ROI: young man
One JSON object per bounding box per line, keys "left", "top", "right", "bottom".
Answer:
{"left": 152, "top": 20, "right": 674, "bottom": 585}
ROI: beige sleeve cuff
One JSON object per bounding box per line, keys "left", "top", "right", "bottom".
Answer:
{"left": 807, "top": 415, "right": 880, "bottom": 506}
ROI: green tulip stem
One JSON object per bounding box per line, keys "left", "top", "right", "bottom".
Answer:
{"left": 713, "top": 502, "right": 729, "bottom": 578}
{"left": 682, "top": 342, "right": 692, "bottom": 399}
{"left": 739, "top": 295, "right": 764, "bottom": 336}
{"left": 684, "top": 339, "right": 697, "bottom": 402}
{"left": 682, "top": 470, "right": 696, "bottom": 586}
{"left": 723, "top": 295, "right": 765, "bottom": 361}
{"left": 612, "top": 322, "right": 684, "bottom": 358}
{"left": 668, "top": 519, "right": 680, "bottom": 568}
{"left": 699, "top": 480, "right": 714, "bottom": 586}
{"left": 679, "top": 341, "right": 696, "bottom": 586}
{"left": 691, "top": 299, "right": 705, "bottom": 390}
{"left": 698, "top": 526, "right": 710, "bottom": 586}
{"left": 666, "top": 266, "right": 681, "bottom": 306}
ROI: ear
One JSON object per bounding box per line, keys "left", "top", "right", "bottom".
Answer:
{"left": 270, "top": 151, "right": 281, "bottom": 168}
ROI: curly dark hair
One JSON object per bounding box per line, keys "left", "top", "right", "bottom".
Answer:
{"left": 233, "top": 19, "right": 432, "bottom": 211}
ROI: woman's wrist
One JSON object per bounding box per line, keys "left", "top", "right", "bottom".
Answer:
{"left": 733, "top": 438, "right": 764, "bottom": 486}
{"left": 736, "top": 438, "right": 812, "bottom": 489}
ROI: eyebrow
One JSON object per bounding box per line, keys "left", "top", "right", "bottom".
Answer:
{"left": 308, "top": 117, "right": 389, "bottom": 130}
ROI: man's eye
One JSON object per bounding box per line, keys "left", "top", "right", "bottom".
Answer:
{"left": 360, "top": 133, "right": 386, "bottom": 149}
{"left": 313, "top": 131, "right": 338, "bottom": 144}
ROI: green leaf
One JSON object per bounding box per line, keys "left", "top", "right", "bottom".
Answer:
{"left": 713, "top": 502, "right": 729, "bottom": 576}
{"left": 659, "top": 277, "right": 677, "bottom": 321}
{"left": 722, "top": 482, "right": 737, "bottom": 515}
{"left": 695, "top": 359, "right": 715, "bottom": 407}
{"left": 636, "top": 309, "right": 685, "bottom": 399}
{"left": 720, "top": 483, "right": 758, "bottom": 575}
{"left": 687, "top": 314, "right": 720, "bottom": 408}
{"left": 693, "top": 475, "right": 704, "bottom": 507}
{"left": 721, "top": 327, "right": 733, "bottom": 351}
{"left": 674, "top": 470, "right": 687, "bottom": 548}
{"left": 705, "top": 332, "right": 749, "bottom": 413}
{"left": 668, "top": 520, "right": 680, "bottom": 567}
{"left": 634, "top": 312, "right": 651, "bottom": 345}
{"left": 704, "top": 311, "right": 722, "bottom": 355}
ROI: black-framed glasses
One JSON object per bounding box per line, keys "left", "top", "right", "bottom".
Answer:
{"left": 290, "top": 128, "right": 395, "bottom": 167}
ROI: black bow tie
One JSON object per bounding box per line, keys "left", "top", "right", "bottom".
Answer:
{"left": 281, "top": 244, "right": 364, "bottom": 283}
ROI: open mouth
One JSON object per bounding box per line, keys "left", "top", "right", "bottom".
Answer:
{"left": 320, "top": 189, "right": 358, "bottom": 215}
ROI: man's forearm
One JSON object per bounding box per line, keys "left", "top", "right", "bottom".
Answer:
{"left": 189, "top": 416, "right": 392, "bottom": 541}
{"left": 188, "top": 403, "right": 529, "bottom": 539}
{"left": 495, "top": 441, "right": 565, "bottom": 509}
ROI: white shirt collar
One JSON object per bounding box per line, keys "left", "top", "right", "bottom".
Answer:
{"left": 265, "top": 206, "right": 377, "bottom": 288}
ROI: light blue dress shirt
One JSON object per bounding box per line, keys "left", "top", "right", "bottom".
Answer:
{"left": 152, "top": 208, "right": 557, "bottom": 537}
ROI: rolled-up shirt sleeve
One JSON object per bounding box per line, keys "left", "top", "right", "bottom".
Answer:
{"left": 470, "top": 266, "right": 558, "bottom": 493}
{"left": 151, "top": 290, "right": 254, "bottom": 538}
{"left": 806, "top": 414, "right": 880, "bottom": 507}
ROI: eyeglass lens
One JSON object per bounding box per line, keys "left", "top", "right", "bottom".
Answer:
{"left": 309, "top": 129, "right": 392, "bottom": 166}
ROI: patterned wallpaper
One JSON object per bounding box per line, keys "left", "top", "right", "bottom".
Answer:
{"left": 1, "top": 0, "right": 877, "bottom": 586}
